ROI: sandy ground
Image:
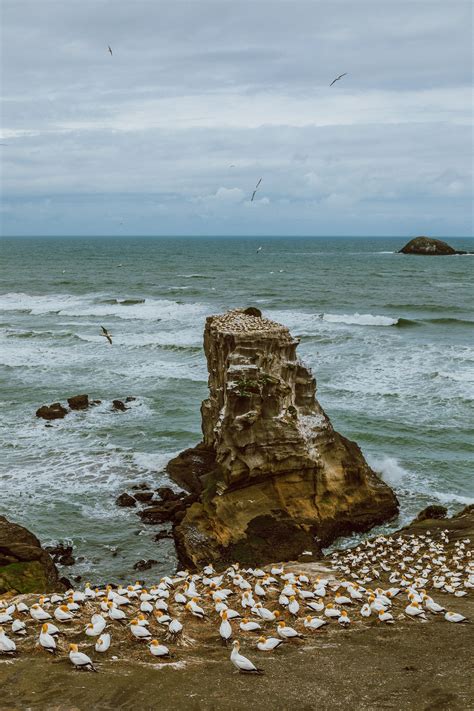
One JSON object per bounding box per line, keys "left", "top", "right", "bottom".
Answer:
{"left": 1, "top": 513, "right": 473, "bottom": 711}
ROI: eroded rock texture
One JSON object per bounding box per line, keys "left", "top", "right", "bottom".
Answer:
{"left": 168, "top": 309, "right": 399, "bottom": 568}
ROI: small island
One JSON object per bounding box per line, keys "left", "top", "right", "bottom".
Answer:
{"left": 399, "top": 236, "right": 470, "bottom": 255}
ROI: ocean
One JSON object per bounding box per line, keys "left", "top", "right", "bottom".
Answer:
{"left": 1, "top": 236, "right": 473, "bottom": 584}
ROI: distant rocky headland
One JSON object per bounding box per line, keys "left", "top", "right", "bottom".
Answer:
{"left": 165, "top": 308, "right": 399, "bottom": 568}
{"left": 399, "top": 236, "right": 472, "bottom": 255}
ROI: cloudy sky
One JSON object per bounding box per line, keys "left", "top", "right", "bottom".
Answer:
{"left": 1, "top": 0, "right": 472, "bottom": 236}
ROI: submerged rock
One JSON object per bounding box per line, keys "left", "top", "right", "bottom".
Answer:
{"left": 133, "top": 558, "right": 158, "bottom": 571}
{"left": 67, "top": 394, "right": 89, "bottom": 410}
{"left": 133, "top": 491, "right": 154, "bottom": 503}
{"left": 36, "top": 402, "right": 68, "bottom": 420}
{"left": 399, "top": 236, "right": 469, "bottom": 255}
{"left": 116, "top": 492, "right": 136, "bottom": 507}
{"left": 0, "top": 516, "right": 65, "bottom": 593}
{"left": 112, "top": 399, "right": 129, "bottom": 412}
{"left": 167, "top": 309, "right": 399, "bottom": 568}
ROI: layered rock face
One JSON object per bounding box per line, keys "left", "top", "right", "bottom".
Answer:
{"left": 168, "top": 309, "right": 399, "bottom": 568}
{"left": 0, "top": 516, "right": 65, "bottom": 594}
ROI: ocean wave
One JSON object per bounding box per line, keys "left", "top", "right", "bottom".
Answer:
{"left": 322, "top": 313, "right": 398, "bottom": 327}
{"left": 99, "top": 298, "right": 146, "bottom": 305}
{"left": 366, "top": 455, "right": 410, "bottom": 486}
{"left": 176, "top": 274, "right": 212, "bottom": 279}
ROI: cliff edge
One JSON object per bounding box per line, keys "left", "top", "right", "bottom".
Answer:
{"left": 167, "top": 308, "right": 399, "bottom": 567}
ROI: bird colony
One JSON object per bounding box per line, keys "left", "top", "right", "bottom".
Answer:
{"left": 0, "top": 529, "right": 471, "bottom": 675}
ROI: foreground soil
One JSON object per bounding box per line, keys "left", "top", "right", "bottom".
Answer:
{"left": 1, "top": 513, "right": 473, "bottom": 711}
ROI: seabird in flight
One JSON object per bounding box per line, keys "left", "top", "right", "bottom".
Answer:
{"left": 108, "top": 45, "right": 113, "bottom": 56}
{"left": 100, "top": 326, "right": 113, "bottom": 345}
{"left": 329, "top": 73, "right": 347, "bottom": 87}
{"left": 251, "top": 178, "right": 262, "bottom": 202}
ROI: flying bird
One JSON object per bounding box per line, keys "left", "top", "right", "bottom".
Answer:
{"left": 329, "top": 73, "right": 347, "bottom": 87}
{"left": 229, "top": 164, "right": 236, "bottom": 168}
{"left": 251, "top": 178, "right": 262, "bottom": 202}
{"left": 100, "top": 326, "right": 113, "bottom": 345}
{"left": 108, "top": 45, "right": 113, "bottom": 56}
{"left": 256, "top": 246, "right": 262, "bottom": 253}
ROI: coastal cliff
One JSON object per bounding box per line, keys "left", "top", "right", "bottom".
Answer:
{"left": 167, "top": 309, "right": 399, "bottom": 567}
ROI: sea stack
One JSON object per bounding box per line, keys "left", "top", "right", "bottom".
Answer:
{"left": 167, "top": 309, "right": 399, "bottom": 568}
{"left": 399, "top": 236, "right": 469, "bottom": 255}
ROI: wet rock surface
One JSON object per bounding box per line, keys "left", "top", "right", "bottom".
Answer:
{"left": 167, "top": 309, "right": 399, "bottom": 569}
{"left": 132, "top": 558, "right": 158, "bottom": 571}
{"left": 0, "top": 516, "right": 65, "bottom": 593}
{"left": 67, "top": 394, "right": 89, "bottom": 410}
{"left": 35, "top": 402, "right": 68, "bottom": 420}
{"left": 112, "top": 399, "right": 129, "bottom": 411}
{"left": 44, "top": 542, "right": 76, "bottom": 566}
{"left": 115, "top": 492, "right": 136, "bottom": 507}
{"left": 399, "top": 236, "right": 470, "bottom": 255}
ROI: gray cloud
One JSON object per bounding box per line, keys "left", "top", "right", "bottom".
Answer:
{"left": 1, "top": 0, "right": 472, "bottom": 236}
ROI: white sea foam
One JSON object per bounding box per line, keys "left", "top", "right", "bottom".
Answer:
{"left": 367, "top": 455, "right": 409, "bottom": 485}
{"left": 322, "top": 313, "right": 398, "bottom": 327}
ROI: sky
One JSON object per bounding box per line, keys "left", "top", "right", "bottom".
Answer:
{"left": 0, "top": 0, "right": 472, "bottom": 237}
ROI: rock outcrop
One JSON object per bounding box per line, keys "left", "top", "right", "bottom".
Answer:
{"left": 0, "top": 517, "right": 65, "bottom": 594}
{"left": 167, "top": 309, "right": 399, "bottom": 568}
{"left": 399, "top": 236, "right": 469, "bottom": 255}
{"left": 36, "top": 402, "right": 68, "bottom": 420}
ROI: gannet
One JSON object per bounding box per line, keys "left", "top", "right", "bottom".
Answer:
{"left": 155, "top": 599, "right": 168, "bottom": 611}
{"left": 423, "top": 596, "right": 445, "bottom": 614}
{"left": 130, "top": 619, "right": 152, "bottom": 639}
{"left": 30, "top": 604, "right": 51, "bottom": 621}
{"left": 277, "top": 621, "right": 303, "bottom": 639}
{"left": 54, "top": 605, "right": 74, "bottom": 622}
{"left": 150, "top": 639, "right": 171, "bottom": 657}
{"left": 0, "top": 627, "right": 16, "bottom": 655}
{"left": 288, "top": 596, "right": 300, "bottom": 616}
{"left": 240, "top": 618, "right": 261, "bottom": 632}
{"left": 186, "top": 600, "right": 206, "bottom": 618}
{"left": 39, "top": 623, "right": 57, "bottom": 653}
{"left": 69, "top": 643, "right": 98, "bottom": 671}
{"left": 11, "top": 618, "right": 26, "bottom": 635}
{"left": 306, "top": 600, "right": 324, "bottom": 613}
{"left": 154, "top": 611, "right": 171, "bottom": 625}
{"left": 444, "top": 612, "right": 467, "bottom": 623}
{"left": 95, "top": 633, "right": 111, "bottom": 652}
{"left": 230, "top": 640, "right": 264, "bottom": 674}
{"left": 257, "top": 636, "right": 284, "bottom": 651}
{"left": 405, "top": 602, "right": 427, "bottom": 619}
{"left": 338, "top": 610, "right": 351, "bottom": 626}
{"left": 107, "top": 602, "right": 127, "bottom": 622}
{"left": 303, "top": 615, "right": 327, "bottom": 630}
{"left": 254, "top": 604, "right": 278, "bottom": 622}
{"left": 324, "top": 604, "right": 341, "bottom": 618}
{"left": 85, "top": 614, "right": 107, "bottom": 636}
{"left": 378, "top": 610, "right": 394, "bottom": 624}
{"left": 168, "top": 618, "right": 183, "bottom": 637}
{"left": 140, "top": 600, "right": 154, "bottom": 614}
{"left": 219, "top": 611, "right": 233, "bottom": 643}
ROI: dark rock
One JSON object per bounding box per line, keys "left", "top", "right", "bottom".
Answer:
{"left": 140, "top": 493, "right": 198, "bottom": 524}
{"left": 60, "top": 576, "right": 73, "bottom": 588}
{"left": 36, "top": 403, "right": 68, "bottom": 420}
{"left": 0, "top": 516, "right": 65, "bottom": 594}
{"left": 125, "top": 396, "right": 137, "bottom": 402}
{"left": 153, "top": 530, "right": 173, "bottom": 541}
{"left": 132, "top": 483, "right": 151, "bottom": 491}
{"left": 156, "top": 486, "right": 184, "bottom": 501}
{"left": 133, "top": 491, "right": 154, "bottom": 503}
{"left": 44, "top": 542, "right": 76, "bottom": 566}
{"left": 133, "top": 559, "right": 158, "bottom": 571}
{"left": 166, "top": 445, "right": 218, "bottom": 494}
{"left": 67, "top": 394, "right": 89, "bottom": 410}
{"left": 92, "top": 400, "right": 102, "bottom": 405}
{"left": 112, "top": 399, "right": 129, "bottom": 412}
{"left": 414, "top": 505, "right": 448, "bottom": 522}
{"left": 243, "top": 306, "right": 262, "bottom": 317}
{"left": 399, "top": 236, "right": 469, "bottom": 256}
{"left": 115, "top": 492, "right": 136, "bottom": 507}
